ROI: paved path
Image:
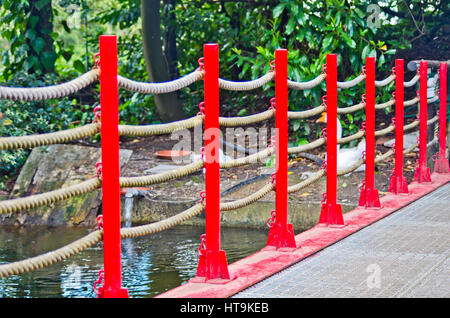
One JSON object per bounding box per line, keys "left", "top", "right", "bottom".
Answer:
{"left": 234, "top": 183, "right": 450, "bottom": 298}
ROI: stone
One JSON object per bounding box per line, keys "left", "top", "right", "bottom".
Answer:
{"left": 1, "top": 144, "right": 132, "bottom": 227}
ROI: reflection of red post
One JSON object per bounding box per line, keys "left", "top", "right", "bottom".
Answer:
{"left": 359, "top": 57, "right": 381, "bottom": 208}
{"left": 195, "top": 43, "right": 230, "bottom": 282}
{"left": 266, "top": 49, "right": 296, "bottom": 249}
{"left": 389, "top": 59, "right": 408, "bottom": 194}
{"left": 434, "top": 62, "right": 449, "bottom": 173}
{"left": 413, "top": 61, "right": 432, "bottom": 182}
{"left": 98, "top": 35, "right": 128, "bottom": 298}
{"left": 319, "top": 54, "right": 344, "bottom": 226}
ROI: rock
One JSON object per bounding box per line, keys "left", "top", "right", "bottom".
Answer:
{"left": 1, "top": 144, "right": 132, "bottom": 227}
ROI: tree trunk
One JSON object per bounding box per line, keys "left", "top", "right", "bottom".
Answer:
{"left": 141, "top": 0, "right": 185, "bottom": 122}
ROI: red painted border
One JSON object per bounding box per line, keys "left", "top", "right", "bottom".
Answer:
{"left": 156, "top": 173, "right": 450, "bottom": 298}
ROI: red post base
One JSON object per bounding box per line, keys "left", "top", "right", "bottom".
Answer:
{"left": 319, "top": 203, "right": 344, "bottom": 226}
{"left": 389, "top": 175, "right": 409, "bottom": 194}
{"left": 267, "top": 222, "right": 296, "bottom": 249}
{"left": 97, "top": 287, "right": 129, "bottom": 298}
{"left": 358, "top": 188, "right": 381, "bottom": 209}
{"left": 434, "top": 158, "right": 450, "bottom": 174}
{"left": 194, "top": 250, "right": 231, "bottom": 283}
{"left": 413, "top": 165, "right": 432, "bottom": 183}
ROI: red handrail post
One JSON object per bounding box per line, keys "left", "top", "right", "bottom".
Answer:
{"left": 413, "top": 60, "right": 432, "bottom": 182}
{"left": 389, "top": 59, "right": 409, "bottom": 194}
{"left": 266, "top": 48, "right": 296, "bottom": 249}
{"left": 98, "top": 35, "right": 128, "bottom": 298}
{"left": 195, "top": 43, "right": 230, "bottom": 282}
{"left": 318, "top": 54, "right": 344, "bottom": 226}
{"left": 434, "top": 62, "right": 449, "bottom": 173}
{"left": 359, "top": 56, "right": 381, "bottom": 208}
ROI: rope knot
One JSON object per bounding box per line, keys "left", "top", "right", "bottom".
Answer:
{"left": 197, "top": 101, "right": 205, "bottom": 116}
{"left": 197, "top": 57, "right": 204, "bottom": 72}
{"left": 93, "top": 268, "right": 105, "bottom": 296}
{"left": 198, "top": 234, "right": 207, "bottom": 256}
{"left": 93, "top": 52, "right": 100, "bottom": 69}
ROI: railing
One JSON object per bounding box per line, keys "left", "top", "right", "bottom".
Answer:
{"left": 0, "top": 35, "right": 448, "bottom": 298}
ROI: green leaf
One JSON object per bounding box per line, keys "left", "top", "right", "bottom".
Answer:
{"left": 31, "top": 37, "right": 45, "bottom": 54}
{"left": 237, "top": 108, "right": 248, "bottom": 116}
{"left": 322, "top": 34, "right": 333, "bottom": 49}
{"left": 73, "top": 59, "right": 86, "bottom": 73}
{"left": 286, "top": 16, "right": 296, "bottom": 35}
{"left": 273, "top": 3, "right": 286, "bottom": 18}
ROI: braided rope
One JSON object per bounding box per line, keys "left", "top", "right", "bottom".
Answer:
{"left": 218, "top": 72, "right": 274, "bottom": 91}
{"left": 337, "top": 102, "right": 365, "bottom": 114}
{"left": 0, "top": 230, "right": 102, "bottom": 278}
{"left": 118, "top": 116, "right": 203, "bottom": 137}
{"left": 287, "top": 74, "right": 326, "bottom": 90}
{"left": 0, "top": 70, "right": 99, "bottom": 101}
{"left": 404, "top": 75, "right": 419, "bottom": 88}
{"left": 0, "top": 178, "right": 101, "bottom": 215}
{"left": 337, "top": 74, "right": 366, "bottom": 89}
{"left": 219, "top": 109, "right": 274, "bottom": 127}
{"left": 288, "top": 105, "right": 325, "bottom": 120}
{"left": 120, "top": 203, "right": 205, "bottom": 238}
{"left": 287, "top": 169, "right": 325, "bottom": 194}
{"left": 375, "top": 75, "right": 395, "bottom": 87}
{"left": 221, "top": 183, "right": 275, "bottom": 211}
{"left": 117, "top": 71, "right": 204, "bottom": 94}
{"left": 0, "top": 123, "right": 100, "bottom": 151}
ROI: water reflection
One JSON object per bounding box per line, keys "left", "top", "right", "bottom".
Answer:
{"left": 0, "top": 225, "right": 267, "bottom": 298}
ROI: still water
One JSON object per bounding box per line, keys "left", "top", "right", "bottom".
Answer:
{"left": 0, "top": 225, "right": 268, "bottom": 298}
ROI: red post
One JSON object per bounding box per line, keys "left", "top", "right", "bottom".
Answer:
{"left": 319, "top": 54, "right": 344, "bottom": 226}
{"left": 389, "top": 59, "right": 409, "bottom": 194}
{"left": 266, "top": 49, "right": 296, "bottom": 249}
{"left": 359, "top": 57, "right": 381, "bottom": 208}
{"left": 98, "top": 35, "right": 128, "bottom": 298}
{"left": 434, "top": 62, "right": 449, "bottom": 173}
{"left": 413, "top": 60, "right": 432, "bottom": 182}
{"left": 194, "top": 43, "right": 230, "bottom": 282}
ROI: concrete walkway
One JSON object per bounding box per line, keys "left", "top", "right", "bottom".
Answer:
{"left": 234, "top": 183, "right": 450, "bottom": 298}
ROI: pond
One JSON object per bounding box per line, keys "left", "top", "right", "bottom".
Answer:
{"left": 0, "top": 225, "right": 268, "bottom": 298}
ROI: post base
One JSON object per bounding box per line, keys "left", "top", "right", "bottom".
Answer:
{"left": 434, "top": 158, "right": 450, "bottom": 174}
{"left": 195, "top": 249, "right": 230, "bottom": 282}
{"left": 389, "top": 175, "right": 409, "bottom": 194}
{"left": 318, "top": 203, "right": 344, "bottom": 226}
{"left": 98, "top": 287, "right": 129, "bottom": 298}
{"left": 413, "top": 165, "right": 432, "bottom": 183}
{"left": 358, "top": 188, "right": 381, "bottom": 208}
{"left": 267, "top": 222, "right": 297, "bottom": 249}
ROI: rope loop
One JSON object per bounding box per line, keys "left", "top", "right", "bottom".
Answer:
{"left": 320, "top": 160, "right": 327, "bottom": 171}
{"left": 391, "top": 66, "right": 396, "bottom": 76}
{"left": 361, "top": 65, "right": 366, "bottom": 76}
{"left": 361, "top": 93, "right": 366, "bottom": 104}
{"left": 266, "top": 210, "right": 276, "bottom": 228}
{"left": 321, "top": 95, "right": 327, "bottom": 110}
{"left": 358, "top": 179, "right": 366, "bottom": 192}
{"left": 93, "top": 105, "right": 101, "bottom": 123}
{"left": 269, "top": 97, "right": 276, "bottom": 110}
{"left": 93, "top": 52, "right": 100, "bottom": 69}
{"left": 198, "top": 234, "right": 207, "bottom": 256}
{"left": 200, "top": 146, "right": 206, "bottom": 161}
{"left": 95, "top": 161, "right": 102, "bottom": 178}
{"left": 270, "top": 60, "right": 275, "bottom": 72}
{"left": 198, "top": 190, "right": 206, "bottom": 204}
{"left": 432, "top": 152, "right": 440, "bottom": 162}
{"left": 197, "top": 57, "right": 204, "bottom": 72}
{"left": 96, "top": 215, "right": 103, "bottom": 230}
{"left": 197, "top": 101, "right": 205, "bottom": 116}
{"left": 322, "top": 63, "right": 327, "bottom": 75}
{"left": 270, "top": 172, "right": 276, "bottom": 184}
{"left": 321, "top": 192, "right": 327, "bottom": 204}
{"left": 361, "top": 121, "right": 366, "bottom": 132}
{"left": 93, "top": 268, "right": 105, "bottom": 296}
{"left": 321, "top": 128, "right": 327, "bottom": 140}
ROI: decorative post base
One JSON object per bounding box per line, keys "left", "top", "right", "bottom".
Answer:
{"left": 193, "top": 250, "right": 231, "bottom": 283}
{"left": 358, "top": 188, "right": 381, "bottom": 209}
{"left": 267, "top": 222, "right": 296, "bottom": 249}
{"left": 319, "top": 203, "right": 344, "bottom": 226}
{"left": 98, "top": 288, "right": 129, "bottom": 298}
{"left": 389, "top": 175, "right": 409, "bottom": 194}
{"left": 434, "top": 158, "right": 450, "bottom": 174}
{"left": 413, "top": 165, "right": 432, "bottom": 183}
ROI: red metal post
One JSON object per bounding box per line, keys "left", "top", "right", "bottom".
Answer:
{"left": 98, "top": 35, "right": 128, "bottom": 298}
{"left": 434, "top": 62, "right": 449, "bottom": 173}
{"left": 266, "top": 49, "right": 296, "bottom": 249}
{"left": 319, "top": 54, "right": 344, "bottom": 226}
{"left": 413, "top": 60, "right": 432, "bottom": 182}
{"left": 359, "top": 56, "right": 381, "bottom": 208}
{"left": 389, "top": 59, "right": 409, "bottom": 194}
{"left": 195, "top": 43, "right": 230, "bottom": 282}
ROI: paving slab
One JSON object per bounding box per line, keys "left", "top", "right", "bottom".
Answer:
{"left": 233, "top": 182, "right": 450, "bottom": 298}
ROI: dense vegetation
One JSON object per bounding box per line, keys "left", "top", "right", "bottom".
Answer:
{"left": 0, "top": 0, "right": 448, "bottom": 189}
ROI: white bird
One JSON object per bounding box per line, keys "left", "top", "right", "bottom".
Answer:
{"left": 316, "top": 112, "right": 365, "bottom": 173}
{"left": 190, "top": 148, "right": 231, "bottom": 173}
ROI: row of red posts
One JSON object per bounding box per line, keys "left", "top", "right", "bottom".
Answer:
{"left": 95, "top": 35, "right": 448, "bottom": 297}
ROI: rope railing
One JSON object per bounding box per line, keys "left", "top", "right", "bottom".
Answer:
{"left": 0, "top": 37, "right": 447, "bottom": 298}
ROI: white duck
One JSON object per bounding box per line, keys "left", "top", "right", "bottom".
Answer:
{"left": 316, "top": 112, "right": 365, "bottom": 172}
